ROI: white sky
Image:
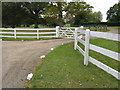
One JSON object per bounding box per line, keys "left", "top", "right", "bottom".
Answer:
{"left": 68, "top": 0, "right": 119, "bottom": 22}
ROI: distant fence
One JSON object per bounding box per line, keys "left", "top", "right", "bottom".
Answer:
{"left": 59, "top": 27, "right": 77, "bottom": 38}
{"left": 0, "top": 26, "right": 77, "bottom": 39}
{"left": 0, "top": 26, "right": 110, "bottom": 39}
{"left": 83, "top": 25, "right": 107, "bottom": 31}
{"left": 0, "top": 27, "right": 59, "bottom": 39}
{"left": 74, "top": 28, "right": 120, "bottom": 80}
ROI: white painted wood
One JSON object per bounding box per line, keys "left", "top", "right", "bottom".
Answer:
{"left": 40, "top": 36, "right": 56, "bottom": 38}
{"left": 39, "top": 32, "right": 56, "bottom": 34}
{"left": 0, "top": 28, "right": 56, "bottom": 31}
{"left": 1, "top": 34, "right": 56, "bottom": 38}
{"left": 89, "top": 56, "right": 120, "bottom": 80}
{"left": 14, "top": 32, "right": 56, "bottom": 34}
{"left": 77, "top": 30, "right": 85, "bottom": 34}
{"left": 16, "top": 36, "right": 57, "bottom": 38}
{"left": 0, "top": 28, "right": 57, "bottom": 39}
{"left": 74, "top": 28, "right": 78, "bottom": 50}
{"left": 77, "top": 38, "right": 85, "bottom": 45}
{"left": 37, "top": 29, "right": 39, "bottom": 39}
{"left": 14, "top": 29, "right": 16, "bottom": 39}
{"left": 0, "top": 35, "right": 14, "bottom": 38}
{"left": 76, "top": 45, "right": 85, "bottom": 56}
{"left": 59, "top": 32, "right": 74, "bottom": 34}
{"left": 90, "top": 44, "right": 119, "bottom": 61}
{"left": 61, "top": 27, "right": 78, "bottom": 29}
{"left": 0, "top": 32, "right": 14, "bottom": 34}
{"left": 90, "top": 31, "right": 120, "bottom": 41}
{"left": 59, "top": 27, "right": 75, "bottom": 38}
{"left": 56, "top": 26, "right": 60, "bottom": 38}
{"left": 84, "top": 29, "right": 90, "bottom": 66}
{"left": 66, "top": 35, "right": 74, "bottom": 36}
{"left": 0, "top": 28, "right": 14, "bottom": 30}
{"left": 75, "top": 29, "right": 120, "bottom": 80}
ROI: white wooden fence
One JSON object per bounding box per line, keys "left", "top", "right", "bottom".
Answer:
{"left": 59, "top": 27, "right": 76, "bottom": 38}
{"left": 74, "top": 28, "right": 120, "bottom": 80}
{"left": 0, "top": 26, "right": 78, "bottom": 39}
{"left": 0, "top": 27, "right": 59, "bottom": 39}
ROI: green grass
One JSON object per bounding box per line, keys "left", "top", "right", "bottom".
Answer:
{"left": 5, "top": 24, "right": 54, "bottom": 28}
{"left": 83, "top": 27, "right": 109, "bottom": 32}
{"left": 78, "top": 38, "right": 119, "bottom": 71}
{"left": 108, "top": 26, "right": 120, "bottom": 29}
{"left": 26, "top": 38, "right": 119, "bottom": 88}
{"left": 1, "top": 37, "right": 60, "bottom": 41}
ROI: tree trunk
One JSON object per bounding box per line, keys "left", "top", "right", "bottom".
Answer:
{"left": 58, "top": 2, "right": 63, "bottom": 27}
{"left": 34, "top": 22, "right": 38, "bottom": 28}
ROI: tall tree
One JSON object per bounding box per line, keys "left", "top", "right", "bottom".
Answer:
{"left": 43, "top": 2, "right": 67, "bottom": 26}
{"left": 89, "top": 11, "right": 103, "bottom": 22}
{"left": 22, "top": 2, "right": 49, "bottom": 28}
{"left": 106, "top": 2, "right": 120, "bottom": 23}
{"left": 65, "top": 1, "right": 93, "bottom": 25}
{"left": 2, "top": 2, "right": 27, "bottom": 28}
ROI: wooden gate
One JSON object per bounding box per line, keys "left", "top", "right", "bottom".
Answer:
{"left": 58, "top": 27, "right": 76, "bottom": 39}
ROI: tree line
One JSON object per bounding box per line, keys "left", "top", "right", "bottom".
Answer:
{"left": 2, "top": 1, "right": 104, "bottom": 28}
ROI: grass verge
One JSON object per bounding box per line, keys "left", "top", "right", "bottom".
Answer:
{"left": 1, "top": 37, "right": 61, "bottom": 41}
{"left": 26, "top": 38, "right": 119, "bottom": 88}
{"left": 108, "top": 26, "right": 120, "bottom": 29}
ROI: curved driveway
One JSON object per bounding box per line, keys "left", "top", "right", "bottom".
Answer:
{"left": 2, "top": 39, "right": 73, "bottom": 88}
{"left": 108, "top": 28, "right": 119, "bottom": 34}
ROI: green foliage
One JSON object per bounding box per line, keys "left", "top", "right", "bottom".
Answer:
{"left": 65, "top": 1, "right": 93, "bottom": 25}
{"left": 89, "top": 11, "right": 103, "bottom": 22}
{"left": 108, "top": 26, "right": 120, "bottom": 29}
{"left": 43, "top": 2, "right": 67, "bottom": 26}
{"left": 64, "top": 24, "right": 71, "bottom": 27}
{"left": 107, "top": 3, "right": 120, "bottom": 23}
{"left": 22, "top": 2, "right": 49, "bottom": 28}
{"left": 2, "top": 1, "right": 104, "bottom": 27}
{"left": 2, "top": 2, "right": 27, "bottom": 28}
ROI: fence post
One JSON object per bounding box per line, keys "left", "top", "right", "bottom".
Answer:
{"left": 84, "top": 29, "right": 90, "bottom": 66}
{"left": 56, "top": 26, "right": 60, "bottom": 38}
{"left": 74, "top": 28, "right": 78, "bottom": 50}
{"left": 37, "top": 29, "right": 39, "bottom": 39}
{"left": 14, "top": 28, "right": 16, "bottom": 39}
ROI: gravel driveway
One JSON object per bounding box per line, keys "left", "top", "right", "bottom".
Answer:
{"left": 2, "top": 39, "right": 73, "bottom": 88}
{"left": 107, "top": 28, "right": 119, "bottom": 34}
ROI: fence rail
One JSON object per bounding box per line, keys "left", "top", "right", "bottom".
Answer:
{"left": 0, "top": 26, "right": 120, "bottom": 79}
{"left": 0, "top": 28, "right": 56, "bottom": 30}
{"left": 74, "top": 28, "right": 120, "bottom": 80}
{"left": 0, "top": 27, "right": 57, "bottom": 39}
{"left": 0, "top": 27, "right": 80, "bottom": 39}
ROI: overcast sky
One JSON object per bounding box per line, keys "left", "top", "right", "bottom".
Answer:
{"left": 68, "top": 0, "right": 119, "bottom": 22}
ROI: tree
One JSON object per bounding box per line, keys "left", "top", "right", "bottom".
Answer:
{"left": 89, "top": 11, "right": 103, "bottom": 22}
{"left": 106, "top": 2, "right": 120, "bottom": 23}
{"left": 44, "top": 1, "right": 94, "bottom": 26}
{"left": 65, "top": 1, "right": 93, "bottom": 25}
{"left": 2, "top": 2, "right": 27, "bottom": 28}
{"left": 22, "top": 2, "right": 49, "bottom": 28}
{"left": 43, "top": 2, "right": 67, "bottom": 26}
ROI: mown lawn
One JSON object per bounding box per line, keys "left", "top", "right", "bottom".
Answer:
{"left": 1, "top": 37, "right": 59, "bottom": 41}
{"left": 108, "top": 26, "right": 120, "bottom": 29}
{"left": 26, "top": 38, "right": 119, "bottom": 88}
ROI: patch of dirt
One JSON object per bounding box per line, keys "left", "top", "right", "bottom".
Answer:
{"left": 107, "top": 28, "right": 119, "bottom": 34}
